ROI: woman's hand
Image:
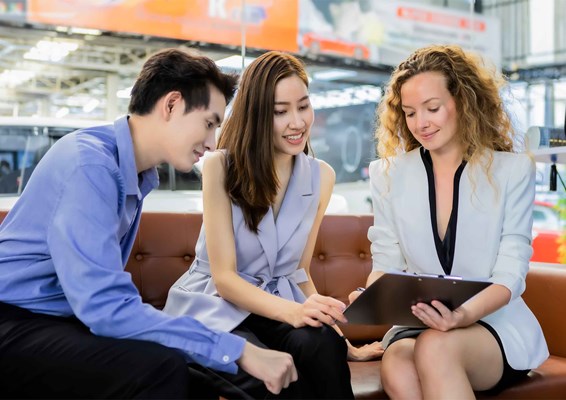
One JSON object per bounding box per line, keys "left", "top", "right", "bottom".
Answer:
{"left": 346, "top": 340, "right": 384, "bottom": 362}
{"left": 347, "top": 289, "right": 363, "bottom": 304}
{"left": 411, "top": 300, "right": 467, "bottom": 331}
{"left": 290, "top": 294, "right": 347, "bottom": 328}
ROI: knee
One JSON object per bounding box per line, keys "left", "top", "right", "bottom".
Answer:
{"left": 140, "top": 344, "right": 188, "bottom": 380}
{"left": 308, "top": 325, "right": 347, "bottom": 356}
{"left": 414, "top": 330, "right": 454, "bottom": 370}
{"left": 292, "top": 325, "right": 347, "bottom": 362}
{"left": 381, "top": 350, "right": 413, "bottom": 397}
{"left": 128, "top": 342, "right": 189, "bottom": 397}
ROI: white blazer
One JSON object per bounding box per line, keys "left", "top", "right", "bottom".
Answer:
{"left": 368, "top": 148, "right": 549, "bottom": 370}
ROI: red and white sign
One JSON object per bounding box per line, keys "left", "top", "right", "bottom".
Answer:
{"left": 299, "top": 0, "right": 501, "bottom": 68}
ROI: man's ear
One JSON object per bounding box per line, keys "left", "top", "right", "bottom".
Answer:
{"left": 162, "top": 91, "right": 182, "bottom": 119}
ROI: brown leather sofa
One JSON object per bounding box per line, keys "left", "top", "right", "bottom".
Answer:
{"left": 1, "top": 209, "right": 565, "bottom": 398}
{"left": 126, "top": 212, "right": 566, "bottom": 399}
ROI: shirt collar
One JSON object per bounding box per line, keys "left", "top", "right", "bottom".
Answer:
{"left": 114, "top": 115, "right": 159, "bottom": 198}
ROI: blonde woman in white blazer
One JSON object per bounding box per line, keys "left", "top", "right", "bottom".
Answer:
{"left": 350, "top": 45, "right": 549, "bottom": 399}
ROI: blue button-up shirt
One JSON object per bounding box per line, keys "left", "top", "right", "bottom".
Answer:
{"left": 0, "top": 116, "right": 244, "bottom": 373}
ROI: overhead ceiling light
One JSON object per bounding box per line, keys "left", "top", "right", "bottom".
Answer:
{"left": 215, "top": 55, "right": 255, "bottom": 70}
{"left": 0, "top": 69, "right": 35, "bottom": 88}
{"left": 71, "top": 27, "right": 102, "bottom": 36}
{"left": 83, "top": 99, "right": 100, "bottom": 113}
{"left": 24, "top": 39, "right": 79, "bottom": 62}
{"left": 55, "top": 107, "right": 70, "bottom": 119}
{"left": 55, "top": 26, "right": 102, "bottom": 36}
{"left": 310, "top": 85, "right": 381, "bottom": 109}
{"left": 312, "top": 69, "right": 357, "bottom": 81}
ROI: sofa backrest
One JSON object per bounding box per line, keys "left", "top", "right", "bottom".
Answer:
{"left": 126, "top": 212, "right": 382, "bottom": 308}
{"left": 123, "top": 211, "right": 388, "bottom": 340}
{"left": 127, "top": 212, "right": 203, "bottom": 309}
{"left": 124, "top": 212, "right": 377, "bottom": 309}
{"left": 310, "top": 214, "right": 389, "bottom": 340}
{"left": 1, "top": 209, "right": 564, "bottom": 353}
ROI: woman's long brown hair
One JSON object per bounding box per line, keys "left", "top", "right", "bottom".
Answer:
{"left": 217, "top": 51, "right": 309, "bottom": 233}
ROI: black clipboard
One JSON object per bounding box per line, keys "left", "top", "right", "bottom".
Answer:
{"left": 343, "top": 272, "right": 492, "bottom": 326}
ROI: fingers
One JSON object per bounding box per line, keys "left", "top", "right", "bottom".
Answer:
{"left": 430, "top": 300, "right": 451, "bottom": 316}
{"left": 412, "top": 301, "right": 455, "bottom": 331}
{"left": 265, "top": 381, "right": 280, "bottom": 395}
{"left": 304, "top": 294, "right": 347, "bottom": 324}
{"left": 264, "top": 352, "right": 296, "bottom": 395}
{"left": 347, "top": 341, "right": 385, "bottom": 361}
{"left": 348, "top": 290, "right": 362, "bottom": 304}
{"left": 303, "top": 306, "right": 343, "bottom": 326}
{"left": 302, "top": 315, "right": 323, "bottom": 328}
{"left": 412, "top": 303, "right": 433, "bottom": 323}
{"left": 282, "top": 354, "right": 297, "bottom": 393}
{"left": 269, "top": 361, "right": 297, "bottom": 393}
{"left": 238, "top": 344, "right": 297, "bottom": 395}
{"left": 412, "top": 301, "right": 441, "bottom": 318}
{"left": 314, "top": 293, "right": 347, "bottom": 310}
{"left": 289, "top": 362, "right": 298, "bottom": 386}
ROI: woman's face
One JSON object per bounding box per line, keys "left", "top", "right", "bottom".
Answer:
{"left": 272, "top": 75, "right": 314, "bottom": 157}
{"left": 400, "top": 71, "right": 460, "bottom": 156}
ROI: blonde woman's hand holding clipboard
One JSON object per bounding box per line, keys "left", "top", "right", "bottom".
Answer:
{"left": 411, "top": 299, "right": 468, "bottom": 332}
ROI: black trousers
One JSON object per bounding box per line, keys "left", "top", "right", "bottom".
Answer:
{"left": 0, "top": 302, "right": 223, "bottom": 399}
{"left": 199, "top": 313, "right": 355, "bottom": 400}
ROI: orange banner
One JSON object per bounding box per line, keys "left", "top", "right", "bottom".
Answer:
{"left": 27, "top": 0, "right": 298, "bottom": 52}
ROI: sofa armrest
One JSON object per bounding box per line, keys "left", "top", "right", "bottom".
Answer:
{"left": 523, "top": 264, "right": 566, "bottom": 358}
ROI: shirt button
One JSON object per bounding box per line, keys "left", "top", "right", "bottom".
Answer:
{"left": 135, "top": 254, "right": 143, "bottom": 261}
{"left": 222, "top": 355, "right": 229, "bottom": 362}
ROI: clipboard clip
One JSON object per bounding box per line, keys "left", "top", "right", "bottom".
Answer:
{"left": 414, "top": 273, "right": 463, "bottom": 280}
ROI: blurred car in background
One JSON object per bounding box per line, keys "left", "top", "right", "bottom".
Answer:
{"left": 532, "top": 200, "right": 563, "bottom": 264}
{"left": 310, "top": 102, "right": 376, "bottom": 183}
{"left": 0, "top": 117, "right": 104, "bottom": 198}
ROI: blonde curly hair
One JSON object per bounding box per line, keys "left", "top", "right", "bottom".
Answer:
{"left": 376, "top": 45, "right": 514, "bottom": 173}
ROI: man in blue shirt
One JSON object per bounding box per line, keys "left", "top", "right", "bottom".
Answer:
{"left": 0, "top": 49, "right": 297, "bottom": 399}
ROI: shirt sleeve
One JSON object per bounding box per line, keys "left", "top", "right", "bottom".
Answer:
{"left": 489, "top": 154, "right": 535, "bottom": 300}
{"left": 367, "top": 159, "right": 406, "bottom": 273}
{"left": 46, "top": 164, "right": 245, "bottom": 374}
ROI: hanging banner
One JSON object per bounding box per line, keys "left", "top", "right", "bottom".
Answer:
{"left": 26, "top": 1, "right": 500, "bottom": 67}
{"left": 27, "top": 0, "right": 299, "bottom": 52}
{"left": 299, "top": 0, "right": 501, "bottom": 68}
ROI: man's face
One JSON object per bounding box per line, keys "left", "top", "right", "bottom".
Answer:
{"left": 164, "top": 85, "right": 226, "bottom": 172}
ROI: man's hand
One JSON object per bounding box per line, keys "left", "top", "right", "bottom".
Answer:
{"left": 237, "top": 342, "right": 298, "bottom": 395}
